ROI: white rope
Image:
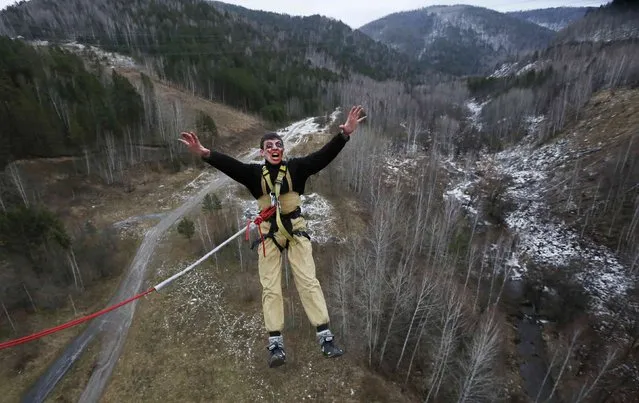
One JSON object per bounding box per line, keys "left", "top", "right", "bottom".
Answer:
{"left": 154, "top": 223, "right": 255, "bottom": 291}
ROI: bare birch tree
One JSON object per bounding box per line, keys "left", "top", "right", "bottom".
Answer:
{"left": 8, "top": 163, "right": 29, "bottom": 207}
{"left": 456, "top": 309, "right": 502, "bottom": 403}
{"left": 1, "top": 300, "right": 16, "bottom": 333}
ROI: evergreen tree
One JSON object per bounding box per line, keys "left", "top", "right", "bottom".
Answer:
{"left": 195, "top": 112, "right": 218, "bottom": 137}
{"left": 202, "top": 193, "right": 222, "bottom": 213}
{"left": 177, "top": 217, "right": 195, "bottom": 240}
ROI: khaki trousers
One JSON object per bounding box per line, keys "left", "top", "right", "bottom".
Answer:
{"left": 257, "top": 216, "right": 330, "bottom": 332}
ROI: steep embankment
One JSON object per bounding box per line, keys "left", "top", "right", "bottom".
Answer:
{"left": 449, "top": 87, "right": 638, "bottom": 320}
{"left": 115, "top": 67, "right": 265, "bottom": 140}
{"left": 446, "top": 86, "right": 639, "bottom": 401}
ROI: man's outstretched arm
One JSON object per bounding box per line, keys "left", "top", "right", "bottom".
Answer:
{"left": 294, "top": 131, "right": 350, "bottom": 177}
{"left": 179, "top": 131, "right": 255, "bottom": 188}
{"left": 295, "top": 105, "right": 366, "bottom": 177}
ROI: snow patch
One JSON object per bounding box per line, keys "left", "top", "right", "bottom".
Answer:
{"left": 524, "top": 115, "right": 545, "bottom": 136}
{"left": 443, "top": 132, "right": 633, "bottom": 315}
{"left": 491, "top": 59, "right": 550, "bottom": 78}
{"left": 495, "top": 140, "right": 631, "bottom": 313}
{"left": 28, "top": 40, "right": 138, "bottom": 69}
{"left": 384, "top": 154, "right": 419, "bottom": 174}
{"left": 490, "top": 63, "right": 518, "bottom": 78}
{"left": 466, "top": 99, "right": 489, "bottom": 131}
{"left": 516, "top": 62, "right": 538, "bottom": 75}
{"left": 443, "top": 178, "right": 478, "bottom": 216}
{"left": 238, "top": 192, "right": 342, "bottom": 245}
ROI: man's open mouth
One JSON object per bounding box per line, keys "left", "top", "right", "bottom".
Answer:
{"left": 271, "top": 152, "right": 280, "bottom": 158}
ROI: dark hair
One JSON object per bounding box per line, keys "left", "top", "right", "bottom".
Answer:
{"left": 260, "top": 132, "right": 284, "bottom": 149}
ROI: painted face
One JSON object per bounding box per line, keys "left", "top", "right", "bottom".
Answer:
{"left": 261, "top": 139, "right": 284, "bottom": 164}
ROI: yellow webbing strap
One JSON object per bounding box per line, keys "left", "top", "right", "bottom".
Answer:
{"left": 261, "top": 164, "right": 297, "bottom": 244}
{"left": 285, "top": 169, "right": 292, "bottom": 192}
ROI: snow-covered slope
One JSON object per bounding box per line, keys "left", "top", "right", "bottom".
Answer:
{"left": 445, "top": 105, "right": 636, "bottom": 318}
{"left": 27, "top": 39, "right": 138, "bottom": 69}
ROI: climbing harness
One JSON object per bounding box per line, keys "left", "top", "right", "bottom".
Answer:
{"left": 249, "top": 206, "right": 311, "bottom": 253}
{"left": 0, "top": 205, "right": 278, "bottom": 351}
{"left": 250, "top": 162, "right": 312, "bottom": 253}
{"left": 261, "top": 163, "right": 296, "bottom": 244}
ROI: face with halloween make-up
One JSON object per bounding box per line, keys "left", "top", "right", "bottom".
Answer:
{"left": 261, "top": 138, "right": 284, "bottom": 165}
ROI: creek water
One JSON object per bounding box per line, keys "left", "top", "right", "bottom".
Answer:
{"left": 505, "top": 279, "right": 561, "bottom": 403}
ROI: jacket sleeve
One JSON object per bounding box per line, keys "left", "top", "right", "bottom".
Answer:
{"left": 293, "top": 131, "right": 350, "bottom": 178}
{"left": 201, "top": 151, "right": 257, "bottom": 189}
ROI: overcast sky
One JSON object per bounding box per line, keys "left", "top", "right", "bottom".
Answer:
{"left": 0, "top": 0, "right": 610, "bottom": 28}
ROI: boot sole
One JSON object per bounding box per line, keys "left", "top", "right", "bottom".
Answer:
{"left": 269, "top": 357, "right": 286, "bottom": 368}
{"left": 324, "top": 351, "right": 345, "bottom": 358}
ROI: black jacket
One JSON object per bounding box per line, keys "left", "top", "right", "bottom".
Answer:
{"left": 202, "top": 131, "right": 350, "bottom": 199}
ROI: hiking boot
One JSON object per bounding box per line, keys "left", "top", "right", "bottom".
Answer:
{"left": 317, "top": 330, "right": 344, "bottom": 358}
{"left": 267, "top": 335, "right": 286, "bottom": 368}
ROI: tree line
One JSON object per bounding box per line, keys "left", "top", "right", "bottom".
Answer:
{"left": 0, "top": 37, "right": 149, "bottom": 328}
{"left": 0, "top": 0, "right": 422, "bottom": 123}
{"left": 0, "top": 36, "right": 143, "bottom": 170}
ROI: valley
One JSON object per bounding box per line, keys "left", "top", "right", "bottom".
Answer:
{"left": 1, "top": 0, "right": 638, "bottom": 402}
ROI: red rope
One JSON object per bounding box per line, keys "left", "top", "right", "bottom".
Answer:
{"left": 0, "top": 207, "right": 279, "bottom": 351}
{"left": 0, "top": 287, "right": 155, "bottom": 351}
{"left": 246, "top": 206, "right": 276, "bottom": 257}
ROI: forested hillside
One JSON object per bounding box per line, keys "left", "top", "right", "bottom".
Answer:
{"left": 358, "top": 4, "right": 555, "bottom": 76}
{"left": 463, "top": 37, "right": 639, "bottom": 151}
{"left": 506, "top": 7, "right": 591, "bottom": 31}
{"left": 0, "top": 37, "right": 143, "bottom": 170}
{"left": 0, "top": 0, "right": 422, "bottom": 123}
{"left": 0, "top": 37, "right": 144, "bottom": 348}
{"left": 553, "top": 1, "right": 639, "bottom": 43}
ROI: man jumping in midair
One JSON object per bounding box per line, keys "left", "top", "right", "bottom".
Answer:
{"left": 179, "top": 105, "right": 366, "bottom": 367}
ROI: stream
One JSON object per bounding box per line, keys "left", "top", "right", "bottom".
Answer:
{"left": 505, "top": 279, "right": 560, "bottom": 403}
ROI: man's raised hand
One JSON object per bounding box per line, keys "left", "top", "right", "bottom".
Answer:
{"left": 179, "top": 131, "right": 210, "bottom": 158}
{"left": 340, "top": 105, "right": 366, "bottom": 136}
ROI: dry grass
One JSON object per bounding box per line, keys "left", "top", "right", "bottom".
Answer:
{"left": 115, "top": 68, "right": 265, "bottom": 136}
{"left": 0, "top": 162, "right": 222, "bottom": 402}
{"left": 115, "top": 67, "right": 268, "bottom": 153}
{"left": 545, "top": 87, "right": 639, "bottom": 252}
{"left": 12, "top": 157, "right": 216, "bottom": 230}
{"left": 98, "top": 225, "right": 418, "bottom": 403}
{"left": 0, "top": 274, "right": 123, "bottom": 403}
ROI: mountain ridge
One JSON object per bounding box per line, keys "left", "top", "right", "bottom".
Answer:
{"left": 358, "top": 4, "right": 555, "bottom": 76}
{"left": 506, "top": 6, "right": 592, "bottom": 31}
